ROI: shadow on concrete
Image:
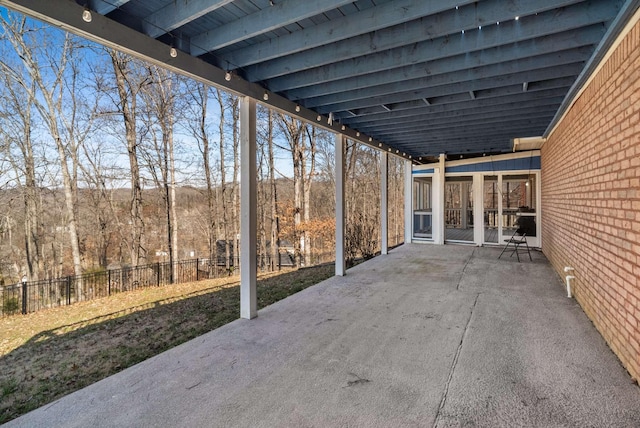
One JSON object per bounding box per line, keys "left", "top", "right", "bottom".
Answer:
{"left": 4, "top": 246, "right": 640, "bottom": 427}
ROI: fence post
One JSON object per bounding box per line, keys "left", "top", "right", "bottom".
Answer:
{"left": 21, "top": 279, "right": 27, "bottom": 315}
{"left": 196, "top": 259, "right": 199, "bottom": 281}
{"left": 157, "top": 262, "right": 161, "bottom": 287}
{"left": 67, "top": 276, "right": 71, "bottom": 306}
{"left": 108, "top": 270, "right": 111, "bottom": 296}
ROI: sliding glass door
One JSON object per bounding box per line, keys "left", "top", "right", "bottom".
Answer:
{"left": 413, "top": 176, "right": 433, "bottom": 239}
{"left": 483, "top": 176, "right": 499, "bottom": 244}
{"left": 411, "top": 170, "right": 540, "bottom": 247}
{"left": 500, "top": 174, "right": 538, "bottom": 245}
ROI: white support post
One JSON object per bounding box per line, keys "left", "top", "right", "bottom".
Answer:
{"left": 432, "top": 168, "right": 442, "bottom": 244}
{"left": 240, "top": 97, "right": 257, "bottom": 319}
{"left": 435, "top": 153, "right": 446, "bottom": 245}
{"left": 404, "top": 159, "right": 412, "bottom": 244}
{"left": 335, "top": 134, "right": 346, "bottom": 276}
{"left": 473, "top": 175, "right": 483, "bottom": 245}
{"left": 381, "top": 152, "right": 389, "bottom": 255}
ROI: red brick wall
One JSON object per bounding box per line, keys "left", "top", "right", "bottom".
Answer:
{"left": 541, "top": 19, "right": 640, "bottom": 381}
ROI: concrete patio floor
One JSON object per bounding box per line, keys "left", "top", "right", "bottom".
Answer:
{"left": 7, "top": 245, "right": 640, "bottom": 427}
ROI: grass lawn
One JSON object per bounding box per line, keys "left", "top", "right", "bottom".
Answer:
{"left": 0, "top": 264, "right": 335, "bottom": 424}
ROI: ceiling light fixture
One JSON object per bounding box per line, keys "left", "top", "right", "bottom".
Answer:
{"left": 169, "top": 47, "right": 178, "bottom": 58}
{"left": 82, "top": 6, "right": 92, "bottom": 23}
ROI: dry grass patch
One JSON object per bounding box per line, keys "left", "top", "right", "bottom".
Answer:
{"left": 0, "top": 264, "right": 334, "bottom": 423}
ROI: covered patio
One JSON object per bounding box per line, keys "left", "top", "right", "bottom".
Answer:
{"left": 1, "top": 1, "right": 639, "bottom": 423}
{"left": 7, "top": 245, "right": 639, "bottom": 427}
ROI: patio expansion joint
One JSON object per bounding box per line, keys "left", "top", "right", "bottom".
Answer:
{"left": 432, "top": 292, "right": 480, "bottom": 428}
{"left": 455, "top": 248, "right": 475, "bottom": 291}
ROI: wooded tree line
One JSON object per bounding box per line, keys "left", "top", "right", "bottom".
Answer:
{"left": 0, "top": 12, "right": 404, "bottom": 291}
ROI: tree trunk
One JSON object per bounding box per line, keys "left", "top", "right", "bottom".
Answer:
{"left": 109, "top": 50, "right": 146, "bottom": 266}
{"left": 141, "top": 66, "right": 177, "bottom": 282}
{"left": 194, "top": 84, "right": 217, "bottom": 268}
{"left": 215, "top": 89, "right": 230, "bottom": 269}
{"left": 231, "top": 98, "right": 240, "bottom": 270}
{"left": 303, "top": 125, "right": 317, "bottom": 265}
{"left": 0, "top": 71, "right": 43, "bottom": 280}
{"left": 1, "top": 24, "right": 85, "bottom": 292}
{"left": 168, "top": 100, "right": 178, "bottom": 275}
{"left": 268, "top": 110, "right": 280, "bottom": 270}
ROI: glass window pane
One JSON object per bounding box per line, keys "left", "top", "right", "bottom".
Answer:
{"left": 502, "top": 174, "right": 536, "bottom": 237}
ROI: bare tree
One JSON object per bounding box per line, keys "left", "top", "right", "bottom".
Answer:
{"left": 344, "top": 141, "right": 381, "bottom": 264}
{"left": 230, "top": 98, "right": 240, "bottom": 270}
{"left": 214, "top": 89, "right": 231, "bottom": 268}
{"left": 77, "top": 141, "right": 119, "bottom": 269}
{"left": 106, "top": 50, "right": 148, "bottom": 266}
{"left": 267, "top": 109, "right": 280, "bottom": 270}
{"left": 0, "top": 15, "right": 94, "bottom": 292}
{"left": 0, "top": 61, "right": 42, "bottom": 280}
{"left": 184, "top": 82, "right": 218, "bottom": 266}
{"left": 276, "top": 115, "right": 304, "bottom": 266}
{"left": 303, "top": 125, "right": 318, "bottom": 264}
{"left": 138, "top": 65, "right": 178, "bottom": 282}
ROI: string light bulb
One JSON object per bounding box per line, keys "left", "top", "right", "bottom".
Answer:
{"left": 169, "top": 47, "right": 178, "bottom": 58}
{"left": 295, "top": 104, "right": 300, "bottom": 112}
{"left": 317, "top": 115, "right": 322, "bottom": 121}
{"left": 356, "top": 132, "right": 360, "bottom": 137}
{"left": 263, "top": 91, "right": 269, "bottom": 101}
{"left": 341, "top": 125, "right": 346, "bottom": 131}
{"left": 224, "top": 71, "right": 232, "bottom": 81}
{"left": 82, "top": 7, "right": 92, "bottom": 23}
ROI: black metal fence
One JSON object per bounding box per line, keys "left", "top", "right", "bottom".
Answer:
{"left": 0, "top": 252, "right": 335, "bottom": 317}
